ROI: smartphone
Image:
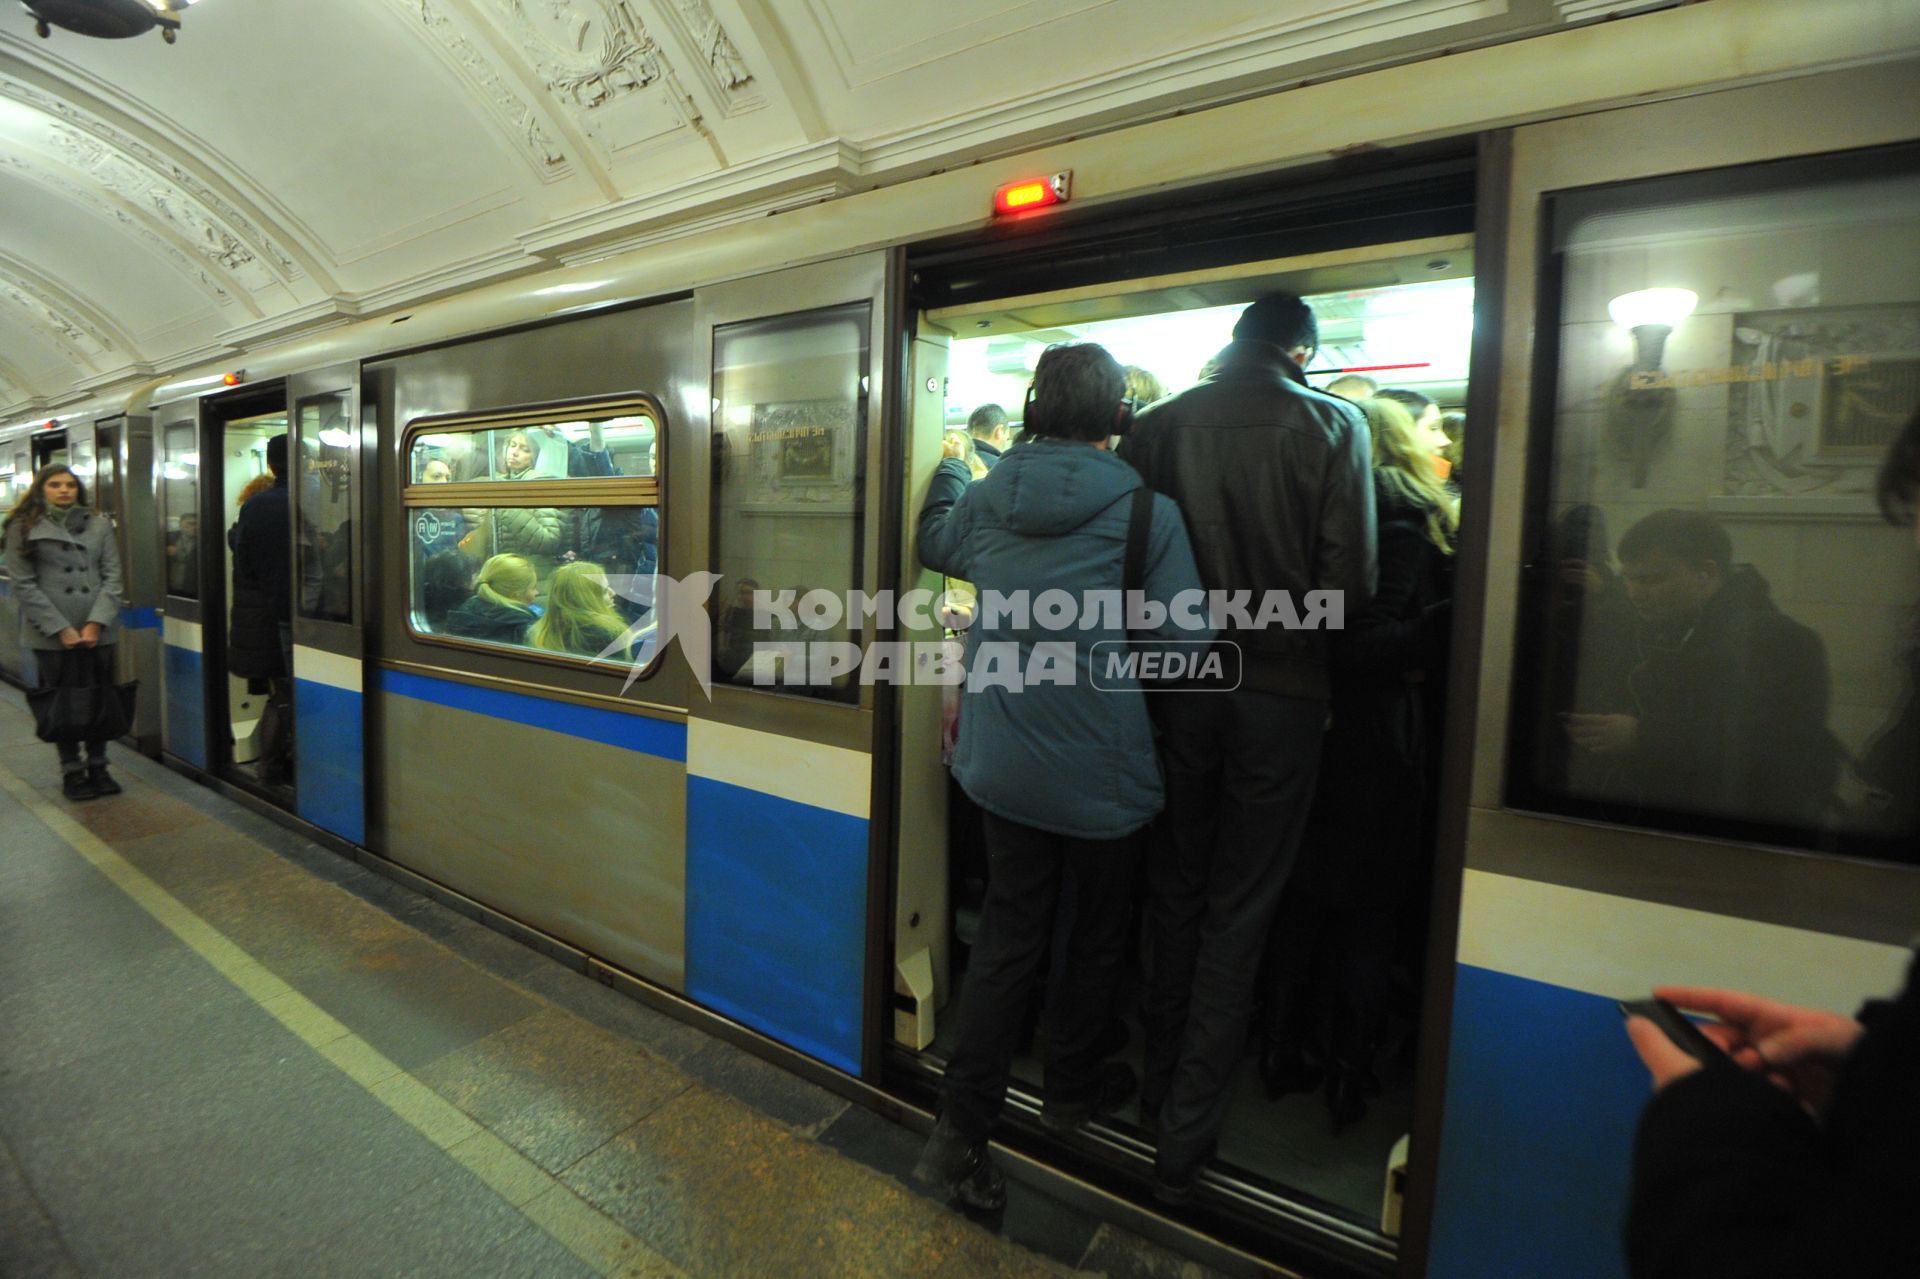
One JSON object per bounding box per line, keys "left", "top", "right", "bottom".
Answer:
{"left": 1619, "top": 996, "right": 1727, "bottom": 1063}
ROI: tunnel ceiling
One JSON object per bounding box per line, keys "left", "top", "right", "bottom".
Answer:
{"left": 0, "top": 0, "right": 1630, "bottom": 416}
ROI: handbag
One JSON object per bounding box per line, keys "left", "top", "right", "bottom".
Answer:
{"left": 27, "top": 647, "right": 137, "bottom": 745}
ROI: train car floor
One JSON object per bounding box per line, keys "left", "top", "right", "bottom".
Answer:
{"left": 0, "top": 691, "right": 1223, "bottom": 1279}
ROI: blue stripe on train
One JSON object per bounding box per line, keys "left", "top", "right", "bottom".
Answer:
{"left": 1426, "top": 964, "right": 1647, "bottom": 1279}
{"left": 162, "top": 642, "right": 205, "bottom": 768}
{"left": 685, "top": 776, "right": 868, "bottom": 1075}
{"left": 120, "top": 607, "right": 160, "bottom": 630}
{"left": 295, "top": 675, "right": 364, "bottom": 846}
{"left": 376, "top": 668, "right": 687, "bottom": 762}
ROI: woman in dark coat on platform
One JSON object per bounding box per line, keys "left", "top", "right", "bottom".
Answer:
{"left": 1261, "top": 395, "right": 1456, "bottom": 1129}
{"left": 2, "top": 463, "right": 126, "bottom": 801}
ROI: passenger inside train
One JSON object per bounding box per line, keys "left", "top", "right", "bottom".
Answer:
{"left": 922, "top": 277, "right": 1473, "bottom": 1220}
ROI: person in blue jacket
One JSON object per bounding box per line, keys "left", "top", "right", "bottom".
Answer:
{"left": 911, "top": 341, "right": 1212, "bottom": 1210}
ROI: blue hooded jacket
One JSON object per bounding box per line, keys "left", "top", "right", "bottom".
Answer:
{"left": 918, "top": 441, "right": 1212, "bottom": 840}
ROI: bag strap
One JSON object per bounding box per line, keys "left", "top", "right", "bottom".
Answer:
{"left": 1123, "top": 485, "right": 1153, "bottom": 618}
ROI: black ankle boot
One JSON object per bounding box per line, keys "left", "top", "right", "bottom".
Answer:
{"left": 912, "top": 1115, "right": 1007, "bottom": 1211}
{"left": 88, "top": 765, "right": 122, "bottom": 796}
{"left": 1259, "top": 1043, "right": 1323, "bottom": 1100}
{"left": 62, "top": 770, "right": 98, "bottom": 801}
{"left": 1325, "top": 1061, "right": 1380, "bottom": 1134}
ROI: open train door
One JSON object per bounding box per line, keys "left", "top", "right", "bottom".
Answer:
{"left": 153, "top": 396, "right": 207, "bottom": 768}
{"left": 683, "top": 251, "right": 906, "bottom": 1079}
{"left": 287, "top": 362, "right": 367, "bottom": 845}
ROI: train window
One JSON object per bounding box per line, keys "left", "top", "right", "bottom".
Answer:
{"left": 160, "top": 421, "right": 200, "bottom": 599}
{"left": 297, "top": 392, "right": 354, "bottom": 623}
{"left": 1510, "top": 146, "right": 1920, "bottom": 861}
{"left": 709, "top": 303, "right": 870, "bottom": 703}
{"left": 402, "top": 398, "right": 663, "bottom": 680}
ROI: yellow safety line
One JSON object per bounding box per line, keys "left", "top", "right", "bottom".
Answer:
{"left": 0, "top": 763, "right": 684, "bottom": 1279}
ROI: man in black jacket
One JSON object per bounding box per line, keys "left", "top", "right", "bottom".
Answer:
{"left": 1564, "top": 509, "right": 1838, "bottom": 832}
{"left": 231, "top": 434, "right": 294, "bottom": 786}
{"left": 1118, "top": 293, "right": 1376, "bottom": 1200}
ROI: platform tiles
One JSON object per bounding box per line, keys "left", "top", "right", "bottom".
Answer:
{"left": 0, "top": 690, "right": 1220, "bottom": 1279}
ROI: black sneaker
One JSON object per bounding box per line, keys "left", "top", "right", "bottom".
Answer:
{"left": 62, "top": 771, "right": 98, "bottom": 802}
{"left": 912, "top": 1115, "right": 1007, "bottom": 1211}
{"left": 88, "top": 766, "right": 122, "bottom": 797}
{"left": 1040, "top": 1061, "right": 1137, "bottom": 1134}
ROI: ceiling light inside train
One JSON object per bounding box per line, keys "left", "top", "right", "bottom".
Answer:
{"left": 22, "top": 0, "right": 195, "bottom": 43}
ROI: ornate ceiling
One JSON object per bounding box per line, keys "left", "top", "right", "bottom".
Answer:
{"left": 0, "top": 0, "right": 1632, "bottom": 416}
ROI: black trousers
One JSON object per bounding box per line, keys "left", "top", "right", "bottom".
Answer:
{"left": 1143, "top": 689, "right": 1326, "bottom": 1180}
{"left": 943, "top": 811, "right": 1144, "bottom": 1143}
{"left": 37, "top": 646, "right": 116, "bottom": 774}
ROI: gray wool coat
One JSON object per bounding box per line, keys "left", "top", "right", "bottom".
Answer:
{"left": 3, "top": 508, "right": 124, "bottom": 650}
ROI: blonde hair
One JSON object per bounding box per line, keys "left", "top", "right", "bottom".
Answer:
{"left": 475, "top": 554, "right": 537, "bottom": 610}
{"left": 1357, "top": 397, "right": 1458, "bottom": 554}
{"left": 499, "top": 429, "right": 539, "bottom": 478}
{"left": 530, "top": 562, "right": 628, "bottom": 658}
{"left": 1124, "top": 365, "right": 1166, "bottom": 406}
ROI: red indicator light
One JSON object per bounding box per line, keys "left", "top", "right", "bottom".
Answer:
{"left": 222, "top": 371, "right": 244, "bottom": 386}
{"left": 993, "top": 171, "right": 1071, "bottom": 216}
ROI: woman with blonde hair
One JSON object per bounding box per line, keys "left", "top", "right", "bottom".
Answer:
{"left": 1260, "top": 393, "right": 1457, "bottom": 1128}
{"left": 529, "top": 562, "right": 631, "bottom": 660}
{"left": 445, "top": 553, "right": 538, "bottom": 645}
{"left": 462, "top": 428, "right": 568, "bottom": 581}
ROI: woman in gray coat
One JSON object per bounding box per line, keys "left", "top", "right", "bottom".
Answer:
{"left": 2, "top": 463, "right": 125, "bottom": 800}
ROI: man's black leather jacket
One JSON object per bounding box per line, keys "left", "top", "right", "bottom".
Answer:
{"left": 1120, "top": 339, "right": 1377, "bottom": 698}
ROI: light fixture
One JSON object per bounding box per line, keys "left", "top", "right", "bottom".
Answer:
{"left": 24, "top": 1, "right": 191, "bottom": 44}
{"left": 318, "top": 428, "right": 353, "bottom": 448}
{"left": 992, "top": 172, "right": 1072, "bottom": 217}
{"left": 1606, "top": 287, "right": 1696, "bottom": 487}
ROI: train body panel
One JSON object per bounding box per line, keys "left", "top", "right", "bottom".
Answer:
{"left": 1, "top": 6, "right": 1915, "bottom": 1275}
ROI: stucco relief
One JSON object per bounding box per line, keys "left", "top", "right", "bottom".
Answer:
{"left": 671, "top": 0, "right": 755, "bottom": 92}
{"left": 493, "top": 0, "right": 663, "bottom": 109}
{"left": 0, "top": 154, "right": 234, "bottom": 307}
{"left": 0, "top": 277, "right": 109, "bottom": 361}
{"left": 0, "top": 76, "right": 298, "bottom": 281}
{"left": 51, "top": 127, "right": 278, "bottom": 292}
{"left": 406, "top": 0, "right": 569, "bottom": 174}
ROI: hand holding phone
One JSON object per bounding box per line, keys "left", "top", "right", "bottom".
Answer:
{"left": 1620, "top": 996, "right": 1727, "bottom": 1064}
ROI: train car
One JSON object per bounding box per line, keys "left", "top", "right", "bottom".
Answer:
{"left": 5, "top": 4, "right": 1918, "bottom": 1275}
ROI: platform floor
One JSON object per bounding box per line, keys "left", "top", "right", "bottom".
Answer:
{"left": 0, "top": 692, "right": 1221, "bottom": 1279}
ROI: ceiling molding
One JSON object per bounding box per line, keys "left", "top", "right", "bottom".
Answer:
{"left": 0, "top": 268, "right": 123, "bottom": 373}
{"left": 0, "top": 150, "right": 254, "bottom": 316}
{"left": 725, "top": 0, "right": 827, "bottom": 140}
{"left": 0, "top": 55, "right": 333, "bottom": 292}
{"left": 218, "top": 299, "right": 364, "bottom": 351}
{"left": 345, "top": 243, "right": 542, "bottom": 315}
{"left": 1556, "top": 0, "right": 1671, "bottom": 21}
{"left": 377, "top": 0, "right": 593, "bottom": 189}
{"left": 0, "top": 353, "right": 46, "bottom": 406}
{"left": 0, "top": 252, "right": 142, "bottom": 359}
{"left": 642, "top": 0, "right": 763, "bottom": 118}
{"left": 516, "top": 136, "right": 859, "bottom": 261}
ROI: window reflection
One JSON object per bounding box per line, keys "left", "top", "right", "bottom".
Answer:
{"left": 1515, "top": 150, "right": 1920, "bottom": 860}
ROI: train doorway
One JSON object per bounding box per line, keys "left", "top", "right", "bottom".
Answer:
{"left": 889, "top": 226, "right": 1474, "bottom": 1273}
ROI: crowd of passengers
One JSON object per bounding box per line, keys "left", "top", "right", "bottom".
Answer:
{"left": 412, "top": 424, "right": 658, "bottom": 663}
{"left": 909, "top": 291, "right": 1920, "bottom": 1233}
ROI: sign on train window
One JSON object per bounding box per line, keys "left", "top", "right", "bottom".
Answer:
{"left": 1509, "top": 145, "right": 1920, "bottom": 862}
{"left": 709, "top": 302, "right": 871, "bottom": 704}
{"left": 400, "top": 396, "right": 665, "bottom": 680}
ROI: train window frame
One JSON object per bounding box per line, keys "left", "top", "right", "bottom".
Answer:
{"left": 1504, "top": 142, "right": 1920, "bottom": 862}
{"left": 400, "top": 393, "right": 667, "bottom": 682}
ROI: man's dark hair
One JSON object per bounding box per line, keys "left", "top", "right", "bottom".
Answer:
{"left": 266, "top": 433, "right": 288, "bottom": 479}
{"left": 1232, "top": 293, "right": 1317, "bottom": 353}
{"left": 967, "top": 404, "right": 1008, "bottom": 438}
{"left": 1026, "top": 344, "right": 1124, "bottom": 442}
{"left": 1877, "top": 406, "right": 1920, "bottom": 526}
{"left": 1378, "top": 388, "right": 1436, "bottom": 415}
{"left": 1618, "top": 508, "right": 1734, "bottom": 570}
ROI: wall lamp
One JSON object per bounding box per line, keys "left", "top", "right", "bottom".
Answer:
{"left": 1606, "top": 287, "right": 1697, "bottom": 488}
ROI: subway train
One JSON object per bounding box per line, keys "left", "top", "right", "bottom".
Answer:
{"left": 3, "top": 9, "right": 1918, "bottom": 1277}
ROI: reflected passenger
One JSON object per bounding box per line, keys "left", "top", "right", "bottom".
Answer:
{"left": 529, "top": 562, "right": 631, "bottom": 661}
{"left": 1564, "top": 509, "right": 1839, "bottom": 829}
{"left": 446, "top": 554, "right": 539, "bottom": 645}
